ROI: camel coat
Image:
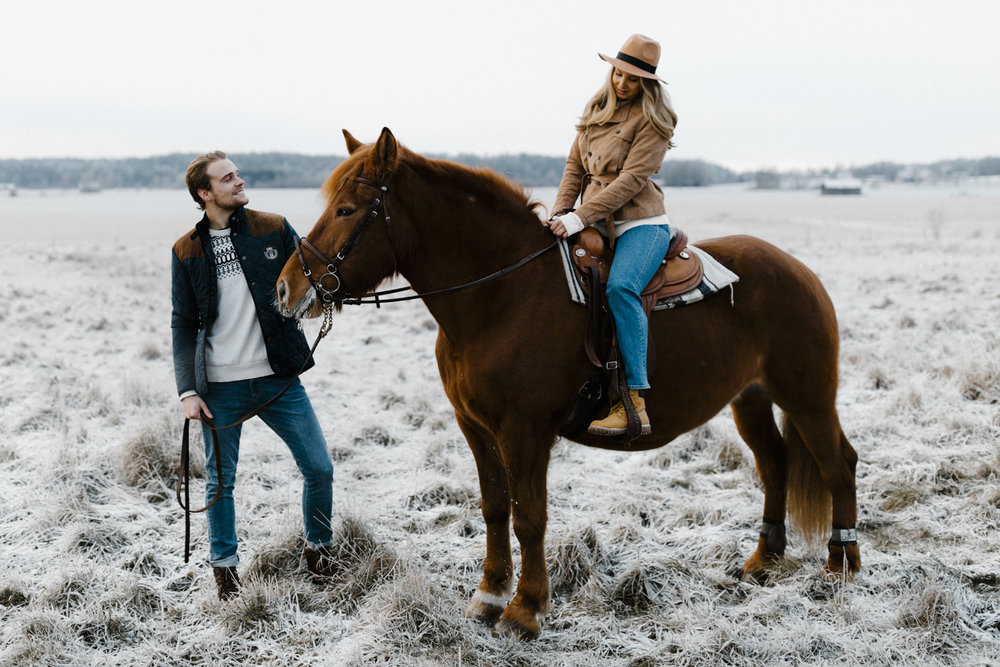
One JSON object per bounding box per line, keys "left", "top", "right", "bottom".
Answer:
{"left": 553, "top": 100, "right": 671, "bottom": 227}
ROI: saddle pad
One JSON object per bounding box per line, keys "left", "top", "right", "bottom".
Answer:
{"left": 557, "top": 239, "right": 739, "bottom": 310}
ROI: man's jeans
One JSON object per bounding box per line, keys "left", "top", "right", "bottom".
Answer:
{"left": 607, "top": 224, "right": 673, "bottom": 390}
{"left": 201, "top": 375, "right": 333, "bottom": 567}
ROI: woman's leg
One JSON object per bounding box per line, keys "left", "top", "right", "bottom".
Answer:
{"left": 606, "top": 224, "right": 672, "bottom": 390}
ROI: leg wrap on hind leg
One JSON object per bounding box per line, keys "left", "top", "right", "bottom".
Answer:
{"left": 760, "top": 518, "right": 787, "bottom": 555}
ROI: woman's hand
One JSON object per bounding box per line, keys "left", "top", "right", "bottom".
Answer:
{"left": 542, "top": 217, "right": 569, "bottom": 238}
{"left": 542, "top": 212, "right": 584, "bottom": 239}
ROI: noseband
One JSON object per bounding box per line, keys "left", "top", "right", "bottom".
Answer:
{"left": 295, "top": 173, "right": 397, "bottom": 304}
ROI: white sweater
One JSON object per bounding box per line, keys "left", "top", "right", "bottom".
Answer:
{"left": 204, "top": 228, "right": 273, "bottom": 383}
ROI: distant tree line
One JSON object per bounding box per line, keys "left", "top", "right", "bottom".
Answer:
{"left": 1, "top": 153, "right": 998, "bottom": 190}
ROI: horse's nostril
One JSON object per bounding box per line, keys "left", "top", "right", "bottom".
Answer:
{"left": 277, "top": 280, "right": 287, "bottom": 303}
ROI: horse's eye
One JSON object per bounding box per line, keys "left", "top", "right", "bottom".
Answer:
{"left": 336, "top": 207, "right": 355, "bottom": 217}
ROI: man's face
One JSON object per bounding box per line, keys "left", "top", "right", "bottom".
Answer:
{"left": 201, "top": 159, "right": 249, "bottom": 211}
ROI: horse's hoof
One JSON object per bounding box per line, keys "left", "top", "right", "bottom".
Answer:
{"left": 492, "top": 606, "right": 540, "bottom": 640}
{"left": 741, "top": 543, "right": 781, "bottom": 584}
{"left": 824, "top": 543, "right": 861, "bottom": 581}
{"left": 464, "top": 589, "right": 506, "bottom": 625}
{"left": 741, "top": 567, "right": 770, "bottom": 585}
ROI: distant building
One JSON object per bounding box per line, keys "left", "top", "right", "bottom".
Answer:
{"left": 1, "top": 182, "right": 16, "bottom": 196}
{"left": 821, "top": 178, "right": 862, "bottom": 195}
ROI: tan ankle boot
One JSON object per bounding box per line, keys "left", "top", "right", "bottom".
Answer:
{"left": 587, "top": 390, "right": 651, "bottom": 436}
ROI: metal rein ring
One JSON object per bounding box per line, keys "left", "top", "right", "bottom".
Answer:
{"left": 317, "top": 271, "right": 342, "bottom": 301}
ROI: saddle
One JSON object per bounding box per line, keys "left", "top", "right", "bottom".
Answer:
{"left": 559, "top": 227, "right": 703, "bottom": 441}
{"left": 571, "top": 227, "right": 704, "bottom": 312}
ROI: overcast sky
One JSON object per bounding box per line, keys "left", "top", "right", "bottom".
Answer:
{"left": 2, "top": 0, "right": 998, "bottom": 170}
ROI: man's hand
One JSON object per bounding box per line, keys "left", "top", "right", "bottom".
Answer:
{"left": 181, "top": 395, "right": 213, "bottom": 421}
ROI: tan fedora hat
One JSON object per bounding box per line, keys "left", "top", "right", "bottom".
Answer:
{"left": 599, "top": 34, "right": 666, "bottom": 83}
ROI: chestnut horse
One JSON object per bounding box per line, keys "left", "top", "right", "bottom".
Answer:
{"left": 276, "top": 128, "right": 860, "bottom": 639}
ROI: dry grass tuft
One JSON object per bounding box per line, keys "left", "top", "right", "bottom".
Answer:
{"left": 898, "top": 583, "right": 962, "bottom": 630}
{"left": 352, "top": 569, "right": 466, "bottom": 663}
{"left": 60, "top": 521, "right": 129, "bottom": 558}
{"left": 547, "top": 525, "right": 605, "bottom": 598}
{"left": 608, "top": 559, "right": 686, "bottom": 613}
{"left": 0, "top": 444, "right": 17, "bottom": 463}
{"left": 245, "top": 529, "right": 303, "bottom": 581}
{"left": 0, "top": 585, "right": 30, "bottom": 608}
{"left": 75, "top": 610, "right": 139, "bottom": 649}
{"left": 220, "top": 582, "right": 280, "bottom": 632}
{"left": 353, "top": 425, "right": 400, "bottom": 448}
{"left": 311, "top": 514, "right": 401, "bottom": 610}
{"left": 119, "top": 414, "right": 187, "bottom": 490}
{"left": 43, "top": 571, "right": 100, "bottom": 610}
{"left": 959, "top": 358, "right": 1000, "bottom": 403}
{"left": 406, "top": 481, "right": 477, "bottom": 510}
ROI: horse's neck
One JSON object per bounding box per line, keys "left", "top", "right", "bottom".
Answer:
{"left": 404, "top": 186, "right": 543, "bottom": 284}
{"left": 401, "top": 193, "right": 554, "bottom": 339}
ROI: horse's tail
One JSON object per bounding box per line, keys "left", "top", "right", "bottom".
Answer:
{"left": 783, "top": 414, "right": 832, "bottom": 548}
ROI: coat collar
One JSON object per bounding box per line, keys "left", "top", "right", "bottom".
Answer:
{"left": 191, "top": 206, "right": 248, "bottom": 239}
{"left": 608, "top": 100, "right": 637, "bottom": 124}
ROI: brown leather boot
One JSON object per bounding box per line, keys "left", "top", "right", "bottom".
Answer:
{"left": 304, "top": 546, "right": 339, "bottom": 581}
{"left": 213, "top": 566, "right": 240, "bottom": 601}
{"left": 587, "top": 390, "right": 651, "bottom": 436}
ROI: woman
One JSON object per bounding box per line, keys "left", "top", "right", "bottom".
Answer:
{"left": 543, "top": 34, "right": 677, "bottom": 436}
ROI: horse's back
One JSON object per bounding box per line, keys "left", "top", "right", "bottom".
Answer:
{"left": 686, "top": 234, "right": 841, "bottom": 406}
{"left": 621, "top": 234, "right": 842, "bottom": 441}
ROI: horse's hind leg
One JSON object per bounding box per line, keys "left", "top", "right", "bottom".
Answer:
{"left": 456, "top": 413, "right": 514, "bottom": 624}
{"left": 786, "top": 411, "right": 860, "bottom": 578}
{"left": 731, "top": 383, "right": 788, "bottom": 581}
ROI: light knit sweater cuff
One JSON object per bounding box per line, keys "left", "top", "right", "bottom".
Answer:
{"left": 557, "top": 212, "right": 585, "bottom": 236}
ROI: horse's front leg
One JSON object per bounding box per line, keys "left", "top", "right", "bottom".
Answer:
{"left": 456, "top": 414, "right": 514, "bottom": 624}
{"left": 492, "top": 426, "right": 553, "bottom": 640}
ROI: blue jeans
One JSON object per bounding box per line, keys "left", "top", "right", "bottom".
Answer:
{"left": 201, "top": 375, "right": 333, "bottom": 567}
{"left": 607, "top": 224, "right": 673, "bottom": 390}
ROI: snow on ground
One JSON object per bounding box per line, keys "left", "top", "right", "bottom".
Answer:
{"left": 1, "top": 182, "right": 999, "bottom": 665}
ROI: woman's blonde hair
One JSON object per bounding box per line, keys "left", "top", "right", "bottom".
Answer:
{"left": 576, "top": 70, "right": 677, "bottom": 147}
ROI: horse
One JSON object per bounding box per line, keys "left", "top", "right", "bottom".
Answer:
{"left": 276, "top": 128, "right": 860, "bottom": 639}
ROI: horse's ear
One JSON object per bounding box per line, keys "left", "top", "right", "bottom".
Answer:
{"left": 365, "top": 127, "right": 398, "bottom": 182}
{"left": 343, "top": 129, "right": 363, "bottom": 155}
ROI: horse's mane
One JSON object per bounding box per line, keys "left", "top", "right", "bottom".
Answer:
{"left": 321, "top": 144, "right": 546, "bottom": 222}
{"left": 413, "top": 152, "right": 545, "bottom": 218}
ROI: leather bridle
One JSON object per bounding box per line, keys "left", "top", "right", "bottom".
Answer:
{"left": 295, "top": 174, "right": 399, "bottom": 305}
{"left": 293, "top": 170, "right": 558, "bottom": 308}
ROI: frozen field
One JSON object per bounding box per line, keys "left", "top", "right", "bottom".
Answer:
{"left": 1, "top": 181, "right": 999, "bottom": 665}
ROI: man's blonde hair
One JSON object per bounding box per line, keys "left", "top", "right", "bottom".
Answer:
{"left": 185, "top": 150, "right": 228, "bottom": 210}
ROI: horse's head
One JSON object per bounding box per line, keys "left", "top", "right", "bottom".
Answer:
{"left": 277, "top": 127, "right": 403, "bottom": 318}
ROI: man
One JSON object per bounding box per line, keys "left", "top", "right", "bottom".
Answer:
{"left": 171, "top": 151, "right": 335, "bottom": 600}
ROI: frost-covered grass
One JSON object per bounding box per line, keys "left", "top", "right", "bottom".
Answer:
{"left": 1, "top": 183, "right": 999, "bottom": 665}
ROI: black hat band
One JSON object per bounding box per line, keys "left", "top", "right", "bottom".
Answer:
{"left": 615, "top": 51, "right": 657, "bottom": 75}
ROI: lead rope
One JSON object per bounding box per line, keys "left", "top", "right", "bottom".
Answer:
{"left": 175, "top": 304, "right": 334, "bottom": 563}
